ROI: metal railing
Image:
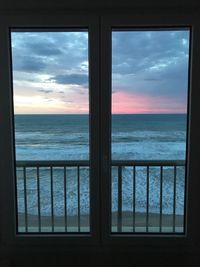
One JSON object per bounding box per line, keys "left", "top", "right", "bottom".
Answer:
{"left": 111, "top": 160, "right": 185, "bottom": 233}
{"left": 16, "top": 160, "right": 89, "bottom": 233}
{"left": 16, "top": 160, "right": 185, "bottom": 233}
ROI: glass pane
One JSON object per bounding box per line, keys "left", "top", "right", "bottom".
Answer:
{"left": 11, "top": 31, "right": 90, "bottom": 233}
{"left": 111, "top": 29, "right": 190, "bottom": 233}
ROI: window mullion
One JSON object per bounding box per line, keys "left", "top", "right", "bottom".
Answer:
{"left": 100, "top": 20, "right": 112, "bottom": 243}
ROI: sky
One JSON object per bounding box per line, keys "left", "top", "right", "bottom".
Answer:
{"left": 11, "top": 30, "right": 190, "bottom": 114}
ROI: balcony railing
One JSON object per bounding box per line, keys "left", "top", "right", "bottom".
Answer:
{"left": 111, "top": 160, "right": 185, "bottom": 234}
{"left": 16, "top": 160, "right": 185, "bottom": 234}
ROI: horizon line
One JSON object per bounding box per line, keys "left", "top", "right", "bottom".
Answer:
{"left": 14, "top": 112, "right": 187, "bottom": 115}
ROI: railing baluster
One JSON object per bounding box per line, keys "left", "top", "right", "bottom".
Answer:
{"left": 160, "top": 166, "right": 163, "bottom": 232}
{"left": 117, "top": 166, "right": 122, "bottom": 232}
{"left": 173, "top": 166, "right": 177, "bottom": 232}
{"left": 16, "top": 160, "right": 185, "bottom": 234}
{"left": 133, "top": 166, "right": 136, "bottom": 232}
{"left": 50, "top": 167, "right": 54, "bottom": 232}
{"left": 23, "top": 167, "right": 28, "bottom": 232}
{"left": 77, "top": 166, "right": 81, "bottom": 232}
{"left": 146, "top": 166, "right": 149, "bottom": 233}
{"left": 64, "top": 166, "right": 67, "bottom": 232}
{"left": 37, "top": 167, "right": 41, "bottom": 232}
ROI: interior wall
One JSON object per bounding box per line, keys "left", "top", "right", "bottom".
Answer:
{"left": 0, "top": 1, "right": 200, "bottom": 266}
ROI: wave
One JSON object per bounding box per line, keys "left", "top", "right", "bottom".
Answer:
{"left": 16, "top": 166, "right": 185, "bottom": 216}
{"left": 112, "top": 130, "right": 186, "bottom": 143}
{"left": 15, "top": 114, "right": 187, "bottom": 217}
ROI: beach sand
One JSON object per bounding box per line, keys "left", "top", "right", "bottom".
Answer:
{"left": 17, "top": 211, "right": 184, "bottom": 233}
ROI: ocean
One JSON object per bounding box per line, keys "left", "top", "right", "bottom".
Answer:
{"left": 15, "top": 114, "right": 187, "bottom": 217}
{"left": 15, "top": 114, "right": 186, "bottom": 160}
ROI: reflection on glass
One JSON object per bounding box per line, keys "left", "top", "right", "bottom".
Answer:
{"left": 12, "top": 31, "right": 90, "bottom": 233}
{"left": 111, "top": 30, "right": 190, "bottom": 233}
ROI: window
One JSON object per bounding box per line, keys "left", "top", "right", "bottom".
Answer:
{"left": 0, "top": 14, "right": 199, "bottom": 250}
{"left": 11, "top": 30, "right": 90, "bottom": 233}
{"left": 111, "top": 29, "right": 190, "bottom": 233}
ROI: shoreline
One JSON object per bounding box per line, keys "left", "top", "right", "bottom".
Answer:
{"left": 17, "top": 211, "right": 184, "bottom": 232}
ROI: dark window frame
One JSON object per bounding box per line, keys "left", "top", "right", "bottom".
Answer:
{"left": 0, "top": 15, "right": 101, "bottom": 247}
{"left": 100, "top": 14, "right": 200, "bottom": 248}
{"left": 0, "top": 12, "right": 200, "bottom": 251}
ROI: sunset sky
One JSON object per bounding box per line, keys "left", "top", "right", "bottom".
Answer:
{"left": 11, "top": 30, "right": 190, "bottom": 114}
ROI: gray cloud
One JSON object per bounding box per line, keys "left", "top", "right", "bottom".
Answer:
{"left": 38, "top": 89, "right": 53, "bottom": 94}
{"left": 12, "top": 54, "right": 47, "bottom": 72}
{"left": 11, "top": 32, "right": 88, "bottom": 76}
{"left": 143, "top": 78, "right": 161, "bottom": 81}
{"left": 51, "top": 74, "right": 88, "bottom": 85}
{"left": 44, "top": 98, "right": 53, "bottom": 102}
{"left": 112, "top": 30, "right": 190, "bottom": 102}
{"left": 62, "top": 100, "right": 73, "bottom": 103}
{"left": 112, "top": 31, "right": 189, "bottom": 75}
{"left": 26, "top": 42, "right": 62, "bottom": 56}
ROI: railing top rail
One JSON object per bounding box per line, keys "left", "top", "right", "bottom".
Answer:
{"left": 112, "top": 160, "right": 185, "bottom": 166}
{"left": 16, "top": 160, "right": 89, "bottom": 167}
{"left": 16, "top": 160, "right": 185, "bottom": 167}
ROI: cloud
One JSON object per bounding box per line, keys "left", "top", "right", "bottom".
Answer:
{"left": 12, "top": 55, "right": 47, "bottom": 72}
{"left": 61, "top": 99, "right": 73, "bottom": 103}
{"left": 50, "top": 74, "right": 88, "bottom": 85}
{"left": 143, "top": 78, "right": 161, "bottom": 81}
{"left": 11, "top": 32, "right": 88, "bottom": 76}
{"left": 12, "top": 30, "right": 189, "bottom": 113}
{"left": 112, "top": 30, "right": 190, "bottom": 104}
{"left": 112, "top": 31, "right": 189, "bottom": 77}
{"left": 26, "top": 42, "right": 62, "bottom": 56}
{"left": 38, "top": 89, "right": 53, "bottom": 94}
{"left": 44, "top": 98, "right": 53, "bottom": 102}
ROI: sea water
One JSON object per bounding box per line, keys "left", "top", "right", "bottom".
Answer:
{"left": 15, "top": 114, "right": 187, "bottom": 216}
